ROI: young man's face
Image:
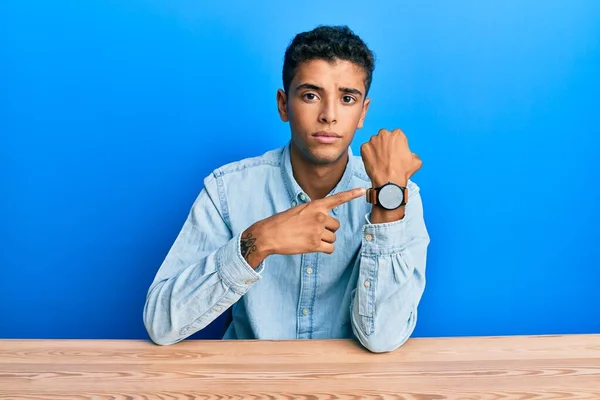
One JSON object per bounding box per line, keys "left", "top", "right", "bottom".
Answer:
{"left": 277, "top": 59, "right": 371, "bottom": 165}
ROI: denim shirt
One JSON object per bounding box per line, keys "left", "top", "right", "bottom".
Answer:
{"left": 143, "top": 142, "right": 430, "bottom": 353}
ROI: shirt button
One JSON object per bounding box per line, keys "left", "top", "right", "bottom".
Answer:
{"left": 365, "top": 234, "right": 373, "bottom": 241}
{"left": 300, "top": 193, "right": 307, "bottom": 201}
{"left": 244, "top": 280, "right": 253, "bottom": 285}
{"left": 291, "top": 200, "right": 297, "bottom": 207}
{"left": 364, "top": 280, "right": 371, "bottom": 288}
{"left": 303, "top": 309, "right": 309, "bottom": 316}
{"left": 215, "top": 306, "right": 223, "bottom": 312}
{"left": 306, "top": 267, "right": 313, "bottom": 274}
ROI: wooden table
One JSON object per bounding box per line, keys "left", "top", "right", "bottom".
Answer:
{"left": 1, "top": 334, "right": 599, "bottom": 399}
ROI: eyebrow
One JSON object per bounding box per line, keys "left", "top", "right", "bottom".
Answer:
{"left": 295, "top": 83, "right": 363, "bottom": 97}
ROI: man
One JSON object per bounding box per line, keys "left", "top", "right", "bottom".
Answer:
{"left": 143, "top": 25, "right": 429, "bottom": 353}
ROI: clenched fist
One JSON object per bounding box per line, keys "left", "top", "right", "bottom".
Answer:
{"left": 360, "top": 128, "right": 422, "bottom": 188}
{"left": 241, "top": 187, "right": 366, "bottom": 268}
{"left": 360, "top": 128, "right": 422, "bottom": 223}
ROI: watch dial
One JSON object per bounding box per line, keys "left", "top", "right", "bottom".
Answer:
{"left": 378, "top": 184, "right": 403, "bottom": 209}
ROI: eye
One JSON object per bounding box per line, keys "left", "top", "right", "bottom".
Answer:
{"left": 302, "top": 93, "right": 319, "bottom": 101}
{"left": 342, "top": 95, "right": 356, "bottom": 104}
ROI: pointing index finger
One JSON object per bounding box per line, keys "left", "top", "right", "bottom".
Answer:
{"left": 319, "top": 188, "right": 367, "bottom": 210}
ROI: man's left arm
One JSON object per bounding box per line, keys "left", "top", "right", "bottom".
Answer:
{"left": 350, "top": 128, "right": 429, "bottom": 353}
{"left": 350, "top": 180, "right": 430, "bottom": 353}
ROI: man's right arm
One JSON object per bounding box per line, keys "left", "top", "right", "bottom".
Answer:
{"left": 143, "top": 173, "right": 263, "bottom": 345}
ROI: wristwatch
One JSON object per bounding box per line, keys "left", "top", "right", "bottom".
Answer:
{"left": 366, "top": 182, "right": 408, "bottom": 210}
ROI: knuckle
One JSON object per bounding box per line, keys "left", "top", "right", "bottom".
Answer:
{"left": 316, "top": 212, "right": 326, "bottom": 223}
{"left": 360, "top": 142, "right": 370, "bottom": 154}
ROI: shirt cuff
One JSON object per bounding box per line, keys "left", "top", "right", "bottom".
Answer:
{"left": 361, "top": 212, "right": 408, "bottom": 255}
{"left": 217, "top": 232, "right": 264, "bottom": 295}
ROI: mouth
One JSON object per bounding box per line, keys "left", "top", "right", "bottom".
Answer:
{"left": 312, "top": 131, "right": 342, "bottom": 144}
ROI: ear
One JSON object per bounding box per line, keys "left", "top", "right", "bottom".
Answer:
{"left": 357, "top": 97, "right": 371, "bottom": 129}
{"left": 276, "top": 89, "right": 289, "bottom": 122}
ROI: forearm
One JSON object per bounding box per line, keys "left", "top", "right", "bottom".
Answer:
{"left": 144, "top": 233, "right": 263, "bottom": 345}
{"left": 350, "top": 183, "right": 429, "bottom": 353}
{"left": 351, "top": 243, "right": 425, "bottom": 353}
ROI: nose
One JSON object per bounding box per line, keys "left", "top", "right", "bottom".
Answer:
{"left": 318, "top": 98, "right": 337, "bottom": 124}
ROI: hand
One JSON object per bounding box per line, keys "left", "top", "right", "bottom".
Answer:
{"left": 361, "top": 128, "right": 422, "bottom": 223}
{"left": 241, "top": 188, "right": 366, "bottom": 268}
{"left": 360, "top": 128, "right": 422, "bottom": 187}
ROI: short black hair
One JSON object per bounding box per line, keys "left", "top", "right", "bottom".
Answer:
{"left": 282, "top": 25, "right": 375, "bottom": 96}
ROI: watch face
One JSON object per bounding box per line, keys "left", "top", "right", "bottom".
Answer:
{"left": 378, "top": 184, "right": 404, "bottom": 210}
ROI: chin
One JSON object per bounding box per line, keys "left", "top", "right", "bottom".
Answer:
{"left": 303, "top": 145, "right": 347, "bottom": 165}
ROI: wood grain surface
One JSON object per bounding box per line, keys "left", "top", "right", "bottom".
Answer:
{"left": 1, "top": 334, "right": 599, "bottom": 399}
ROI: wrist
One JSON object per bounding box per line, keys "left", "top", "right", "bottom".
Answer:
{"left": 370, "top": 175, "right": 407, "bottom": 188}
{"left": 367, "top": 175, "right": 408, "bottom": 223}
{"left": 241, "top": 222, "right": 273, "bottom": 269}
{"left": 370, "top": 204, "right": 406, "bottom": 223}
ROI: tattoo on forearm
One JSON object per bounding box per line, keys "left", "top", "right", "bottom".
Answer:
{"left": 241, "top": 232, "right": 257, "bottom": 260}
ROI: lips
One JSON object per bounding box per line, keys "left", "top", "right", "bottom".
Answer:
{"left": 313, "top": 131, "right": 341, "bottom": 138}
{"left": 312, "top": 131, "right": 342, "bottom": 144}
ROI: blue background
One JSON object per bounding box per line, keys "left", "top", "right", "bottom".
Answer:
{"left": 1, "top": 1, "right": 599, "bottom": 340}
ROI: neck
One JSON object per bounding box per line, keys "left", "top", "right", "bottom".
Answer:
{"left": 290, "top": 143, "right": 349, "bottom": 201}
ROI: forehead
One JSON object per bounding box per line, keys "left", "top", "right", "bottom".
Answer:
{"left": 292, "top": 59, "right": 366, "bottom": 92}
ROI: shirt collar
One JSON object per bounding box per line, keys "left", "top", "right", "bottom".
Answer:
{"left": 281, "top": 141, "right": 355, "bottom": 216}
